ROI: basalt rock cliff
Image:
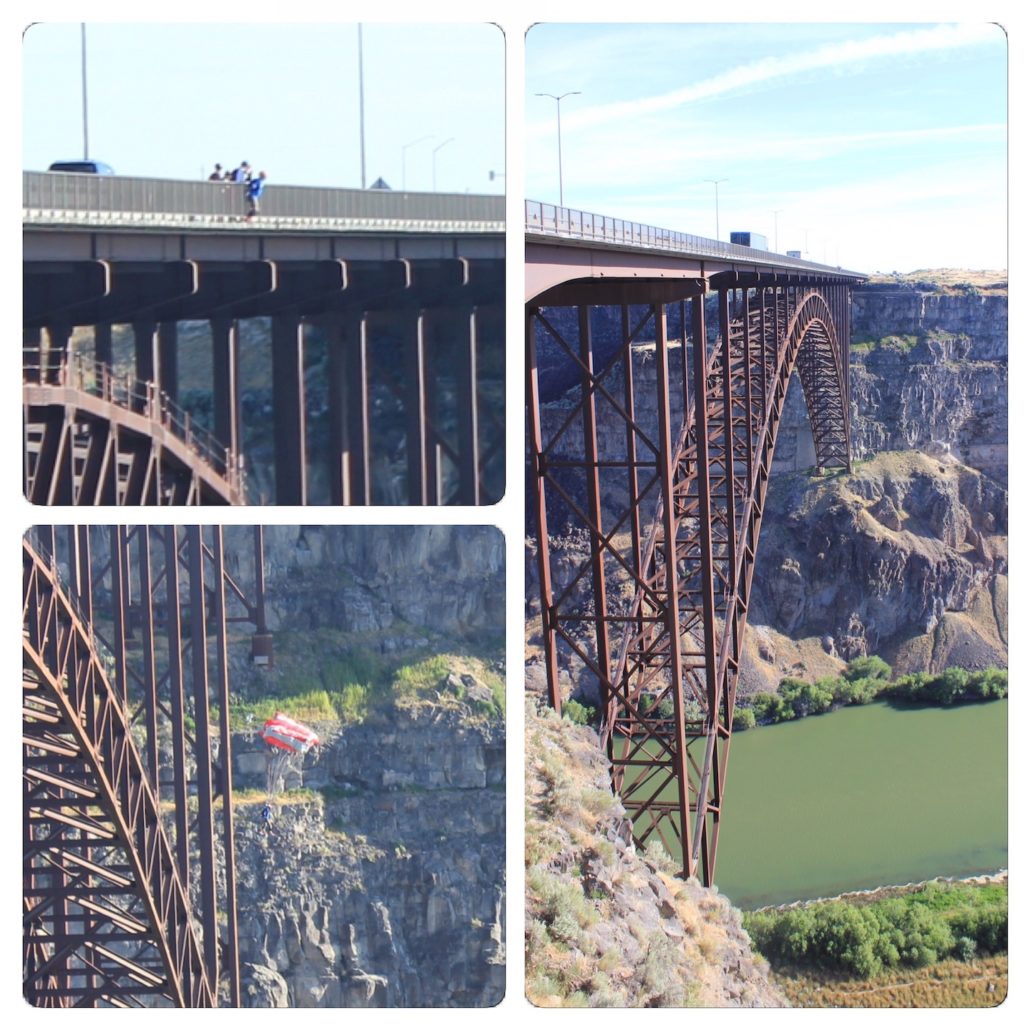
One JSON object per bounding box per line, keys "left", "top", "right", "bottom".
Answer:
{"left": 229, "top": 704, "right": 505, "bottom": 1008}
{"left": 222, "top": 526, "right": 505, "bottom": 1007}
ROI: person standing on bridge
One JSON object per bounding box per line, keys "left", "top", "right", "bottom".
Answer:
{"left": 208, "top": 163, "right": 224, "bottom": 181}
{"left": 245, "top": 171, "right": 267, "bottom": 221}
{"left": 231, "top": 161, "right": 251, "bottom": 183}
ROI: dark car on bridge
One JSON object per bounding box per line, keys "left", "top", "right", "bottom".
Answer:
{"left": 47, "top": 160, "right": 115, "bottom": 175}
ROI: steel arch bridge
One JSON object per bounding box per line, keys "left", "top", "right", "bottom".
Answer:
{"left": 527, "top": 202, "right": 863, "bottom": 884}
{"left": 23, "top": 526, "right": 269, "bottom": 1006}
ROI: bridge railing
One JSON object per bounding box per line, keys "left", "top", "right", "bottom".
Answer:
{"left": 24, "top": 348, "right": 244, "bottom": 495}
{"left": 24, "top": 172, "right": 505, "bottom": 230}
{"left": 526, "top": 199, "right": 854, "bottom": 274}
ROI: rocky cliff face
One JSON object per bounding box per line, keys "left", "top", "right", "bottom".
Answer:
{"left": 228, "top": 524, "right": 505, "bottom": 644}
{"left": 775, "top": 282, "right": 1007, "bottom": 483}
{"left": 229, "top": 704, "right": 504, "bottom": 1008}
{"left": 219, "top": 525, "right": 505, "bottom": 1007}
{"left": 525, "top": 702, "right": 785, "bottom": 1007}
{"left": 743, "top": 450, "right": 1007, "bottom": 687}
{"left": 749, "top": 279, "right": 1008, "bottom": 686}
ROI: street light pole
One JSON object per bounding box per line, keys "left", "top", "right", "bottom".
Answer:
{"left": 402, "top": 135, "right": 433, "bottom": 191}
{"left": 80, "top": 24, "right": 89, "bottom": 160}
{"left": 704, "top": 178, "right": 727, "bottom": 240}
{"left": 432, "top": 137, "right": 454, "bottom": 192}
{"left": 357, "top": 24, "right": 366, "bottom": 188}
{"left": 536, "top": 91, "right": 580, "bottom": 208}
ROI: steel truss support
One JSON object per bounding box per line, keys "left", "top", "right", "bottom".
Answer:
{"left": 528, "top": 277, "right": 854, "bottom": 883}
{"left": 23, "top": 525, "right": 268, "bottom": 1006}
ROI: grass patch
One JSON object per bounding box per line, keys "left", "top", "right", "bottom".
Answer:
{"left": 851, "top": 333, "right": 920, "bottom": 355}
{"left": 226, "top": 787, "right": 321, "bottom": 808}
{"left": 232, "top": 638, "right": 504, "bottom": 727}
{"left": 772, "top": 954, "right": 1007, "bottom": 1008}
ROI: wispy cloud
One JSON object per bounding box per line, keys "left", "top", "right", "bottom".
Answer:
{"left": 548, "top": 23, "right": 1001, "bottom": 135}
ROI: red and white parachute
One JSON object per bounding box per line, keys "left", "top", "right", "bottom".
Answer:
{"left": 261, "top": 713, "right": 320, "bottom": 798}
{"left": 261, "top": 713, "right": 320, "bottom": 754}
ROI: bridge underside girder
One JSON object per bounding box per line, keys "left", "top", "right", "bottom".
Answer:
{"left": 528, "top": 277, "right": 853, "bottom": 883}
{"left": 24, "top": 256, "right": 505, "bottom": 505}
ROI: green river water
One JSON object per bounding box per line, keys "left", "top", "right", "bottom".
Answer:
{"left": 699, "top": 700, "right": 1007, "bottom": 909}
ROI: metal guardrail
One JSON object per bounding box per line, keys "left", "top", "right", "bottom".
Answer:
{"left": 24, "top": 172, "right": 505, "bottom": 233}
{"left": 525, "top": 199, "right": 860, "bottom": 276}
{"left": 24, "top": 349, "right": 244, "bottom": 495}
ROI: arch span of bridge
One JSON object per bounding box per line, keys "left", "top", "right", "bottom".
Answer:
{"left": 526, "top": 201, "right": 863, "bottom": 883}
{"left": 24, "top": 173, "right": 505, "bottom": 506}
{"left": 23, "top": 526, "right": 269, "bottom": 1007}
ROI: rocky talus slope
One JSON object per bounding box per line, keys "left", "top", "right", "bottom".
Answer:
{"left": 525, "top": 702, "right": 785, "bottom": 1008}
{"left": 230, "top": 702, "right": 505, "bottom": 1007}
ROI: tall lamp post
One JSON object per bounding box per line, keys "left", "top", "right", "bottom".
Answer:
{"left": 536, "top": 91, "right": 580, "bottom": 208}
{"left": 357, "top": 25, "right": 366, "bottom": 188}
{"left": 432, "top": 137, "right": 454, "bottom": 192}
{"left": 80, "top": 24, "right": 89, "bottom": 160}
{"left": 704, "top": 178, "right": 727, "bottom": 241}
{"left": 402, "top": 135, "right": 433, "bottom": 191}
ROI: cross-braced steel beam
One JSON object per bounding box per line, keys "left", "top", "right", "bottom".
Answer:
{"left": 23, "top": 526, "right": 268, "bottom": 1006}
{"left": 528, "top": 275, "right": 855, "bottom": 884}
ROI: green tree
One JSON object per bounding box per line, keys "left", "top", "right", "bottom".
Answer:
{"left": 926, "top": 667, "right": 969, "bottom": 705}
{"left": 843, "top": 655, "right": 891, "bottom": 683}
{"left": 970, "top": 667, "right": 1007, "bottom": 700}
{"left": 834, "top": 676, "right": 880, "bottom": 705}
{"left": 733, "top": 707, "right": 756, "bottom": 731}
{"left": 563, "top": 699, "right": 595, "bottom": 725}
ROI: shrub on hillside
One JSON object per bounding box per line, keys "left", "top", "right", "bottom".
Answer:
{"left": 563, "top": 699, "right": 595, "bottom": 726}
{"left": 843, "top": 655, "right": 891, "bottom": 683}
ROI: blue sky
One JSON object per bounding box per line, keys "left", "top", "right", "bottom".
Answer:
{"left": 526, "top": 23, "right": 1007, "bottom": 273}
{"left": 22, "top": 21, "right": 505, "bottom": 195}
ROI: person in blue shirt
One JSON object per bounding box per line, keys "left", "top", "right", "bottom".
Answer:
{"left": 246, "top": 171, "right": 267, "bottom": 220}
{"left": 231, "top": 161, "right": 251, "bottom": 183}
{"left": 261, "top": 802, "right": 272, "bottom": 830}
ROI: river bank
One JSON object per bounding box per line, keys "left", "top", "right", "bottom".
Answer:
{"left": 750, "top": 870, "right": 1008, "bottom": 913}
